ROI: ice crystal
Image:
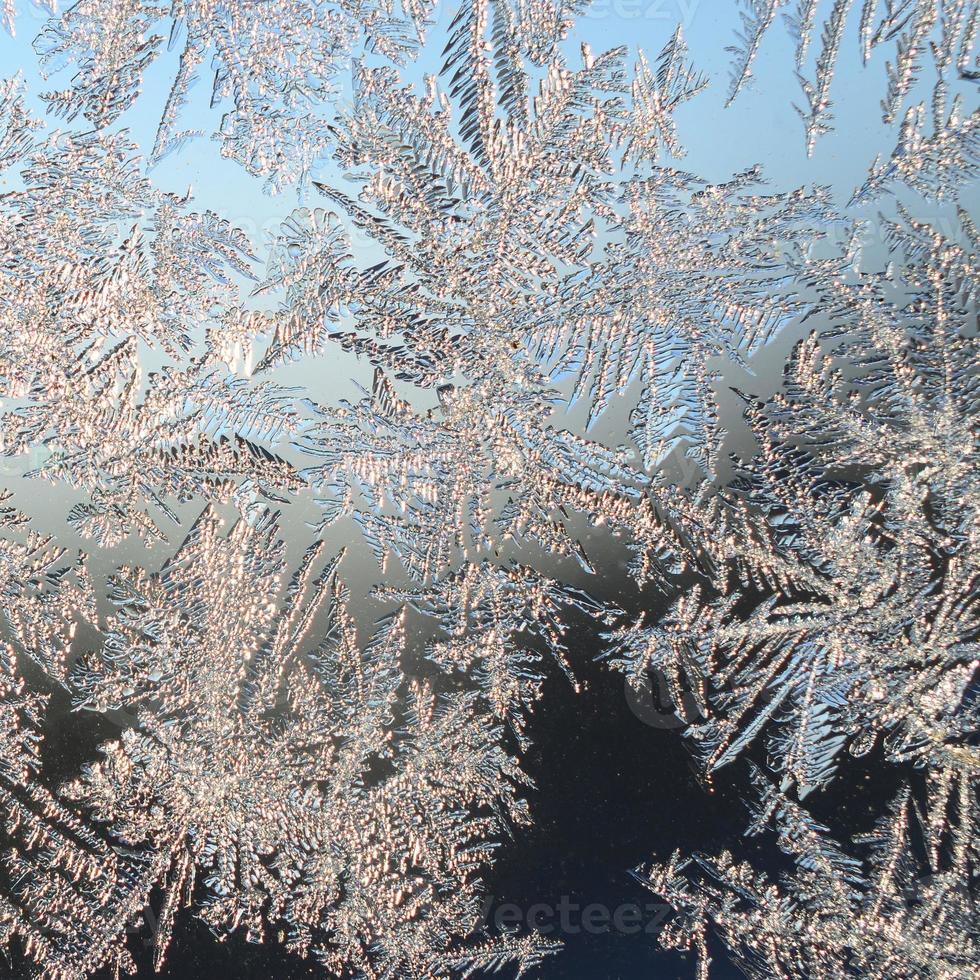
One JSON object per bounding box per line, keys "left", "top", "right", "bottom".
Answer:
{"left": 639, "top": 772, "right": 978, "bottom": 980}
{"left": 619, "top": 129, "right": 978, "bottom": 980}
{"left": 31, "top": 0, "right": 438, "bottom": 191}
{"left": 727, "top": 0, "right": 980, "bottom": 156}
{"left": 62, "top": 508, "right": 555, "bottom": 976}
{"left": 254, "top": 14, "right": 838, "bottom": 582}
{"left": 380, "top": 561, "right": 620, "bottom": 746}
{"left": 852, "top": 96, "right": 980, "bottom": 202}
{"left": 0, "top": 74, "right": 38, "bottom": 168}
{"left": 0, "top": 492, "right": 93, "bottom": 683}
{"left": 0, "top": 0, "right": 977, "bottom": 977}
{"left": 628, "top": 210, "right": 979, "bottom": 799}
{"left": 1, "top": 1, "right": 56, "bottom": 37}
{"left": 0, "top": 119, "right": 304, "bottom": 544}
{"left": 0, "top": 498, "right": 146, "bottom": 980}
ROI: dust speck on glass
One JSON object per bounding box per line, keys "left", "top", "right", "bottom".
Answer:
{"left": 0, "top": 1, "right": 976, "bottom": 978}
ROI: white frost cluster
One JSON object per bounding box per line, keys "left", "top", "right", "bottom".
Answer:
{"left": 0, "top": 1, "right": 976, "bottom": 978}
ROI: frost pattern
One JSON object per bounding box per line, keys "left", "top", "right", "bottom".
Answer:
{"left": 255, "top": 18, "right": 837, "bottom": 581}
{"left": 1, "top": 1, "right": 56, "bottom": 37}
{"left": 0, "top": 0, "right": 977, "bottom": 978}
{"left": 639, "top": 772, "right": 978, "bottom": 980}
{"left": 727, "top": 0, "right": 980, "bottom": 157}
{"left": 614, "top": 211, "right": 979, "bottom": 798}
{"left": 626, "top": 146, "right": 978, "bottom": 980}
{"left": 27, "top": 0, "right": 593, "bottom": 190}
{"left": 0, "top": 123, "right": 303, "bottom": 544}
{"left": 63, "top": 508, "right": 555, "bottom": 977}
{"left": 32, "top": 0, "right": 437, "bottom": 190}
